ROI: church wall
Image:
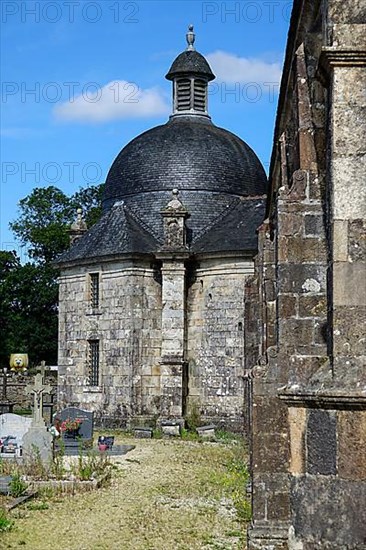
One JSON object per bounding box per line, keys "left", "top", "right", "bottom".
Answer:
{"left": 57, "top": 259, "right": 162, "bottom": 426}
{"left": 247, "top": 0, "right": 366, "bottom": 548}
{"left": 186, "top": 257, "right": 254, "bottom": 430}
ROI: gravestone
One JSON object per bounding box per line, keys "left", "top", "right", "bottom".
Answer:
{"left": 160, "top": 420, "right": 181, "bottom": 437}
{"left": 0, "top": 413, "right": 32, "bottom": 455}
{"left": 22, "top": 372, "right": 53, "bottom": 463}
{"left": 134, "top": 427, "right": 153, "bottom": 439}
{"left": 196, "top": 425, "right": 216, "bottom": 440}
{"left": 55, "top": 407, "right": 93, "bottom": 448}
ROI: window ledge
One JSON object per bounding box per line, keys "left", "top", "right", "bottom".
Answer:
{"left": 85, "top": 309, "right": 102, "bottom": 316}
{"left": 83, "top": 386, "right": 102, "bottom": 393}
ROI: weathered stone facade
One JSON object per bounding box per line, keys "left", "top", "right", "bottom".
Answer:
{"left": 246, "top": 0, "right": 366, "bottom": 548}
{"left": 57, "top": 253, "right": 256, "bottom": 428}
{"left": 58, "top": 260, "right": 162, "bottom": 426}
{"left": 187, "top": 258, "right": 253, "bottom": 430}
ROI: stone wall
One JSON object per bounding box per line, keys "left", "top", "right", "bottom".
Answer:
{"left": 246, "top": 0, "right": 366, "bottom": 548}
{"left": 58, "top": 259, "right": 162, "bottom": 427}
{"left": 58, "top": 255, "right": 254, "bottom": 429}
{"left": 0, "top": 372, "right": 57, "bottom": 423}
{"left": 187, "top": 257, "right": 254, "bottom": 430}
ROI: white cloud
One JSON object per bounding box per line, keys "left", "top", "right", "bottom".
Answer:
{"left": 54, "top": 80, "right": 170, "bottom": 123}
{"left": 206, "top": 51, "right": 282, "bottom": 85}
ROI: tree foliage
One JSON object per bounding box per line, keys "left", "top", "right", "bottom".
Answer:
{"left": 10, "top": 184, "right": 103, "bottom": 263}
{"left": 1, "top": 184, "right": 104, "bottom": 368}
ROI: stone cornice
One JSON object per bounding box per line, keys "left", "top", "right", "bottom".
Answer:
{"left": 155, "top": 251, "right": 190, "bottom": 261}
{"left": 320, "top": 48, "right": 366, "bottom": 72}
{"left": 279, "top": 390, "right": 366, "bottom": 409}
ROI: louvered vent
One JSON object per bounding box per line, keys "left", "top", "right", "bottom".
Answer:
{"left": 176, "top": 78, "right": 192, "bottom": 111}
{"left": 194, "top": 79, "right": 206, "bottom": 111}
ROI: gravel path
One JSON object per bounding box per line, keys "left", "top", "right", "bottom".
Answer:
{"left": 2, "top": 438, "right": 248, "bottom": 550}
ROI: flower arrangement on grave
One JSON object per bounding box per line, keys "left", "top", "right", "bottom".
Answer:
{"left": 60, "top": 418, "right": 82, "bottom": 433}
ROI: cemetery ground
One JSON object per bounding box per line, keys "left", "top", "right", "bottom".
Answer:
{"left": 0, "top": 432, "right": 249, "bottom": 550}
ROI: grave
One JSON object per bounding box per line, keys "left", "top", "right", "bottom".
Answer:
{"left": 22, "top": 370, "right": 53, "bottom": 463}
{"left": 0, "top": 413, "right": 32, "bottom": 456}
{"left": 160, "top": 420, "right": 181, "bottom": 437}
{"left": 55, "top": 407, "right": 94, "bottom": 450}
{"left": 134, "top": 427, "right": 153, "bottom": 439}
{"left": 63, "top": 443, "right": 135, "bottom": 456}
{"left": 196, "top": 425, "right": 216, "bottom": 440}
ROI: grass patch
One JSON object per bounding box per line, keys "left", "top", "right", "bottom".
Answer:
{"left": 1, "top": 437, "right": 250, "bottom": 550}
{"left": 0, "top": 508, "right": 13, "bottom": 532}
{"left": 27, "top": 501, "right": 49, "bottom": 511}
{"left": 202, "top": 438, "right": 251, "bottom": 522}
{"left": 180, "top": 428, "right": 201, "bottom": 442}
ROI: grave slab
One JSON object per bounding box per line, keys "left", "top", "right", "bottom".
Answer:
{"left": 0, "top": 413, "right": 32, "bottom": 454}
{"left": 54, "top": 407, "right": 94, "bottom": 448}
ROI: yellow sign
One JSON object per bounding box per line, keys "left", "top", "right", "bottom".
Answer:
{"left": 9, "top": 353, "right": 29, "bottom": 372}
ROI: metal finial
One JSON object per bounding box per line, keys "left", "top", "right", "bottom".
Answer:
{"left": 186, "top": 24, "right": 195, "bottom": 51}
{"left": 172, "top": 189, "right": 179, "bottom": 197}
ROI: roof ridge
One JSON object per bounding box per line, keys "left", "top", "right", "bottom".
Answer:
{"left": 123, "top": 203, "right": 163, "bottom": 244}
{"left": 191, "top": 196, "right": 241, "bottom": 244}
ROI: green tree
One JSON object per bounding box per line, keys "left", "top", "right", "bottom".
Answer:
{"left": 0, "top": 183, "right": 104, "bottom": 367}
{"left": 0, "top": 251, "right": 21, "bottom": 366}
{"left": 10, "top": 184, "right": 104, "bottom": 263}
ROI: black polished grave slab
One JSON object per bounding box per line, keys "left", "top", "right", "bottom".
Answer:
{"left": 54, "top": 407, "right": 93, "bottom": 448}
{"left": 61, "top": 444, "right": 135, "bottom": 456}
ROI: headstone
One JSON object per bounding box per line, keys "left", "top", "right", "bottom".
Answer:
{"left": 196, "top": 425, "right": 216, "bottom": 440}
{"left": 160, "top": 420, "right": 181, "bottom": 437}
{"left": 55, "top": 407, "right": 93, "bottom": 448}
{"left": 0, "top": 413, "right": 32, "bottom": 454}
{"left": 134, "top": 428, "right": 153, "bottom": 439}
{"left": 22, "top": 371, "right": 53, "bottom": 463}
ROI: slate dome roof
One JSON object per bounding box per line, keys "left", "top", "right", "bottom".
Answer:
{"left": 103, "top": 116, "right": 267, "bottom": 210}
{"left": 165, "top": 50, "right": 215, "bottom": 81}
{"left": 56, "top": 28, "right": 268, "bottom": 266}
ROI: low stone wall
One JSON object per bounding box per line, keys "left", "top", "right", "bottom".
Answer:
{"left": 0, "top": 372, "right": 57, "bottom": 421}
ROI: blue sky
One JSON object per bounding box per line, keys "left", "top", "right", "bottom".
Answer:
{"left": 1, "top": 0, "right": 292, "bottom": 257}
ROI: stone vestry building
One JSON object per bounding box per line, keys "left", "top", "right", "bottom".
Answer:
{"left": 246, "top": 0, "right": 366, "bottom": 548}
{"left": 56, "top": 27, "right": 267, "bottom": 429}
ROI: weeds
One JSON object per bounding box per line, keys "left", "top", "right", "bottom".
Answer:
{"left": 180, "top": 428, "right": 201, "bottom": 442}
{"left": 9, "top": 474, "right": 28, "bottom": 498}
{"left": 23, "top": 445, "right": 49, "bottom": 479}
{"left": 0, "top": 508, "right": 13, "bottom": 532}
{"left": 0, "top": 457, "right": 20, "bottom": 476}
{"left": 152, "top": 428, "right": 163, "bottom": 439}
{"left": 51, "top": 440, "right": 65, "bottom": 479}
{"left": 27, "top": 501, "right": 49, "bottom": 511}
{"left": 215, "top": 430, "right": 243, "bottom": 444}
{"left": 185, "top": 400, "right": 202, "bottom": 431}
{"left": 74, "top": 443, "right": 112, "bottom": 481}
{"left": 203, "top": 438, "right": 251, "bottom": 522}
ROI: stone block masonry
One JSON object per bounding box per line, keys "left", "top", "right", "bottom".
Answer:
{"left": 246, "top": 1, "right": 366, "bottom": 548}
{"left": 58, "top": 256, "right": 255, "bottom": 430}
{"left": 187, "top": 258, "right": 254, "bottom": 430}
